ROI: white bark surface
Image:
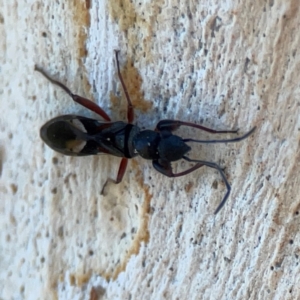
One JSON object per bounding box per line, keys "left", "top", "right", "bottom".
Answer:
{"left": 1, "top": 0, "right": 300, "bottom": 299}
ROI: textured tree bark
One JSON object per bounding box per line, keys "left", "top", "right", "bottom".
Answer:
{"left": 1, "top": 0, "right": 300, "bottom": 299}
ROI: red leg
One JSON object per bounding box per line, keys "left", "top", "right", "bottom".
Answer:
{"left": 115, "top": 51, "right": 134, "bottom": 123}
{"left": 70, "top": 95, "right": 111, "bottom": 121}
{"left": 155, "top": 119, "right": 238, "bottom": 134}
{"left": 35, "top": 65, "right": 111, "bottom": 121}
{"left": 101, "top": 158, "right": 128, "bottom": 194}
{"left": 114, "top": 157, "right": 128, "bottom": 183}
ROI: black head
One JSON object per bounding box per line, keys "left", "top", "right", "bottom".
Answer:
{"left": 133, "top": 130, "right": 191, "bottom": 162}
{"left": 158, "top": 135, "right": 191, "bottom": 162}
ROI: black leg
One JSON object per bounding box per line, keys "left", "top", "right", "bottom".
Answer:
{"left": 153, "top": 158, "right": 230, "bottom": 213}
{"left": 152, "top": 159, "right": 203, "bottom": 178}
{"left": 183, "top": 156, "right": 230, "bottom": 214}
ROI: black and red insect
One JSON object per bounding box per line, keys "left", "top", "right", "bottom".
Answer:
{"left": 35, "top": 51, "right": 255, "bottom": 214}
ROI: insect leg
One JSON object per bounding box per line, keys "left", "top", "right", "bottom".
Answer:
{"left": 183, "top": 156, "right": 231, "bottom": 214}
{"left": 101, "top": 158, "right": 128, "bottom": 194}
{"left": 115, "top": 51, "right": 134, "bottom": 123}
{"left": 35, "top": 65, "right": 111, "bottom": 121}
{"left": 152, "top": 159, "right": 203, "bottom": 177}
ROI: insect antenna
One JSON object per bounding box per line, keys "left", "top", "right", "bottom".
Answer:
{"left": 182, "top": 126, "right": 256, "bottom": 144}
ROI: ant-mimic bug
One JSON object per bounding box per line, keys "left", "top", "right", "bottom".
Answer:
{"left": 35, "top": 51, "right": 256, "bottom": 214}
